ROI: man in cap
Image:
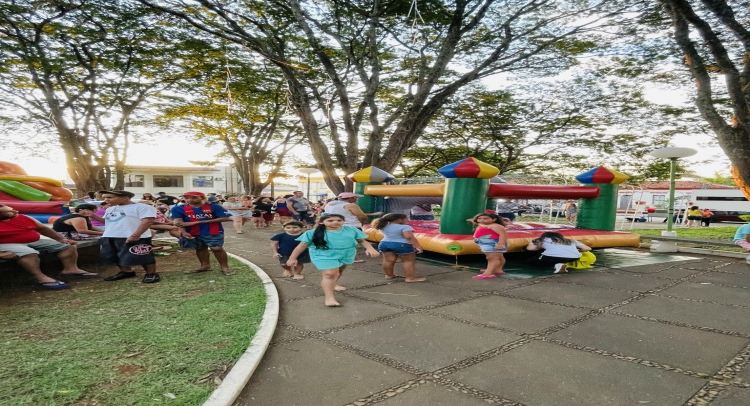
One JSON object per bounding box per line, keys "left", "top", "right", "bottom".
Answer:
{"left": 155, "top": 192, "right": 178, "bottom": 209}
{"left": 99, "top": 190, "right": 160, "bottom": 283}
{"left": 287, "top": 191, "right": 314, "bottom": 228}
{"left": 170, "top": 191, "right": 235, "bottom": 275}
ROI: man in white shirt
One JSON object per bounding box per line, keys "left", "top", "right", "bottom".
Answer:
{"left": 98, "top": 190, "right": 160, "bottom": 283}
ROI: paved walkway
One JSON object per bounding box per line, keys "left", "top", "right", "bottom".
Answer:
{"left": 224, "top": 228, "right": 750, "bottom": 406}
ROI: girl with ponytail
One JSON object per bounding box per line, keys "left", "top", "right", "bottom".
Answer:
{"left": 287, "top": 213, "right": 379, "bottom": 307}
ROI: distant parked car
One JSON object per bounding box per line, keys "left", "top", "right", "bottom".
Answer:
{"left": 709, "top": 210, "right": 750, "bottom": 223}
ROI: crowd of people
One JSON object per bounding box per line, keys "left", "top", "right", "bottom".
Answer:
{"left": 663, "top": 202, "right": 714, "bottom": 227}
{"left": 6, "top": 189, "right": 749, "bottom": 308}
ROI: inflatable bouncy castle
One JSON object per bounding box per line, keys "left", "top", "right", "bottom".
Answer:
{"left": 354, "top": 159, "right": 640, "bottom": 255}
{"left": 0, "top": 162, "right": 73, "bottom": 223}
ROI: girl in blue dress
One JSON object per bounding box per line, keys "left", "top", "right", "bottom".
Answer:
{"left": 287, "top": 213, "right": 380, "bottom": 307}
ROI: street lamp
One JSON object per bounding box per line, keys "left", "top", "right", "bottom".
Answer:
{"left": 298, "top": 168, "right": 319, "bottom": 198}
{"left": 648, "top": 147, "right": 697, "bottom": 236}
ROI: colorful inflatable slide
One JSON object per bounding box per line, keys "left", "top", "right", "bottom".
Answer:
{"left": 0, "top": 162, "right": 73, "bottom": 222}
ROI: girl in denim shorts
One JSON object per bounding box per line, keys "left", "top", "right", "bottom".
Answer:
{"left": 471, "top": 213, "right": 508, "bottom": 280}
{"left": 373, "top": 213, "right": 426, "bottom": 282}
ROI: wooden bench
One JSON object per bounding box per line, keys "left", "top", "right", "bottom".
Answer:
{"left": 648, "top": 235, "right": 750, "bottom": 263}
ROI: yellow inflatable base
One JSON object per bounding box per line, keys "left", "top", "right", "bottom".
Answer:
{"left": 364, "top": 228, "right": 640, "bottom": 256}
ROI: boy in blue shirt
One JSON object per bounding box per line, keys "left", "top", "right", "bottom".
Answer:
{"left": 270, "top": 221, "right": 310, "bottom": 279}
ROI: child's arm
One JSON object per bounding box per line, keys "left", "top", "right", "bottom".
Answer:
{"left": 357, "top": 239, "right": 380, "bottom": 257}
{"left": 490, "top": 224, "right": 508, "bottom": 248}
{"left": 286, "top": 242, "right": 309, "bottom": 266}
{"left": 403, "top": 230, "right": 423, "bottom": 253}
{"left": 576, "top": 241, "right": 592, "bottom": 252}
{"left": 270, "top": 241, "right": 282, "bottom": 258}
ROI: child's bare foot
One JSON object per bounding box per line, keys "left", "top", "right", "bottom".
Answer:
{"left": 282, "top": 270, "right": 293, "bottom": 277}
{"left": 292, "top": 274, "right": 304, "bottom": 280}
{"left": 494, "top": 271, "right": 506, "bottom": 275}
{"left": 334, "top": 285, "right": 347, "bottom": 291}
{"left": 405, "top": 277, "right": 427, "bottom": 282}
{"left": 384, "top": 274, "right": 395, "bottom": 279}
{"left": 325, "top": 300, "right": 342, "bottom": 307}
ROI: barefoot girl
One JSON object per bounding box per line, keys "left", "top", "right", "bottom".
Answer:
{"left": 373, "top": 213, "right": 426, "bottom": 282}
{"left": 287, "top": 213, "right": 380, "bottom": 307}
{"left": 472, "top": 213, "right": 508, "bottom": 280}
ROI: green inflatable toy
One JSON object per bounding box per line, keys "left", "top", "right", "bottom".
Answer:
{"left": 0, "top": 180, "right": 52, "bottom": 201}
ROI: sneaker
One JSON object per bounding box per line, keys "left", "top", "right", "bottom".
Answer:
{"left": 142, "top": 273, "right": 161, "bottom": 283}
{"left": 553, "top": 264, "right": 568, "bottom": 274}
{"left": 103, "top": 271, "right": 136, "bottom": 281}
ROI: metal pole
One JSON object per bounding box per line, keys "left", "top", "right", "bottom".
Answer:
{"left": 306, "top": 174, "right": 311, "bottom": 198}
{"left": 666, "top": 158, "right": 677, "bottom": 233}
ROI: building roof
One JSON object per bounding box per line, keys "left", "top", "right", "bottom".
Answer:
{"left": 125, "top": 165, "right": 221, "bottom": 172}
{"left": 638, "top": 181, "right": 737, "bottom": 190}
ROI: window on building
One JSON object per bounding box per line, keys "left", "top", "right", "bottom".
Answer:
{"left": 652, "top": 195, "right": 666, "bottom": 208}
{"left": 124, "top": 174, "right": 144, "bottom": 188}
{"left": 153, "top": 175, "right": 184, "bottom": 188}
{"left": 192, "top": 176, "right": 214, "bottom": 188}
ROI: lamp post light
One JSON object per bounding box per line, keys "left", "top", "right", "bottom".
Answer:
{"left": 648, "top": 147, "right": 698, "bottom": 236}
{"left": 298, "top": 168, "right": 319, "bottom": 198}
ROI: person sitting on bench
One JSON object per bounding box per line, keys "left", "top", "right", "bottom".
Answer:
{"left": 733, "top": 221, "right": 750, "bottom": 252}
{"left": 0, "top": 204, "right": 98, "bottom": 290}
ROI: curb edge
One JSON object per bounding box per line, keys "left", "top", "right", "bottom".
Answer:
{"left": 202, "top": 253, "right": 279, "bottom": 406}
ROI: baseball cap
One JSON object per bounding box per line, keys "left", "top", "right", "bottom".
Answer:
{"left": 183, "top": 191, "right": 206, "bottom": 197}
{"left": 338, "top": 192, "right": 362, "bottom": 199}
{"left": 98, "top": 190, "right": 135, "bottom": 198}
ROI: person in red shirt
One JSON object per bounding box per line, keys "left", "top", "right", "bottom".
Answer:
{"left": 0, "top": 204, "right": 97, "bottom": 289}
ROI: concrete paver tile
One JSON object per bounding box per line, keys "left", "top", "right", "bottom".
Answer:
{"left": 550, "top": 271, "right": 670, "bottom": 292}
{"left": 621, "top": 266, "right": 706, "bottom": 279}
{"left": 693, "top": 272, "right": 750, "bottom": 288}
{"left": 505, "top": 282, "right": 635, "bottom": 308}
{"left": 446, "top": 341, "right": 705, "bottom": 406}
{"left": 234, "top": 339, "right": 415, "bottom": 405}
{"left": 550, "top": 313, "right": 749, "bottom": 374}
{"left": 327, "top": 313, "right": 520, "bottom": 371}
{"left": 347, "top": 282, "right": 477, "bottom": 307}
{"left": 373, "top": 381, "right": 492, "bottom": 405}
{"left": 302, "top": 269, "right": 394, "bottom": 289}
{"left": 427, "top": 270, "right": 536, "bottom": 291}
{"left": 269, "top": 325, "right": 304, "bottom": 344}
{"left": 273, "top": 278, "right": 321, "bottom": 300}
{"left": 432, "top": 295, "right": 589, "bottom": 333}
{"left": 659, "top": 282, "right": 750, "bottom": 307}
{"left": 280, "top": 296, "right": 404, "bottom": 331}
{"left": 710, "top": 387, "right": 750, "bottom": 406}
{"left": 736, "top": 362, "right": 750, "bottom": 384}
{"left": 617, "top": 296, "right": 750, "bottom": 335}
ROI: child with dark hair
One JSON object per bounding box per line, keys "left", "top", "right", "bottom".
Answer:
{"left": 525, "top": 231, "right": 591, "bottom": 274}
{"left": 271, "top": 221, "right": 309, "bottom": 279}
{"left": 471, "top": 213, "right": 508, "bottom": 280}
{"left": 286, "top": 213, "right": 379, "bottom": 307}
{"left": 373, "top": 213, "right": 425, "bottom": 282}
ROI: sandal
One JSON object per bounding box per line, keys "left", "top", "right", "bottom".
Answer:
{"left": 221, "top": 270, "right": 236, "bottom": 276}
{"left": 61, "top": 272, "right": 100, "bottom": 279}
{"left": 184, "top": 269, "right": 212, "bottom": 274}
{"left": 39, "top": 280, "right": 68, "bottom": 289}
{"left": 472, "top": 274, "right": 497, "bottom": 280}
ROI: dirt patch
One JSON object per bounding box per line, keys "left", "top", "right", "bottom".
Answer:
{"left": 117, "top": 364, "right": 146, "bottom": 377}
{"left": 183, "top": 289, "right": 206, "bottom": 298}
{"left": 17, "top": 329, "right": 57, "bottom": 341}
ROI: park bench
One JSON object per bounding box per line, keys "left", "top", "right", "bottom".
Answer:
{"left": 648, "top": 235, "right": 750, "bottom": 264}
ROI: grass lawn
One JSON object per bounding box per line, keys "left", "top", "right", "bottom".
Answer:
{"left": 0, "top": 248, "right": 266, "bottom": 406}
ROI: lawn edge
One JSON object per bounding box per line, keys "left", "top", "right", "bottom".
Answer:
{"left": 202, "top": 253, "right": 279, "bottom": 406}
